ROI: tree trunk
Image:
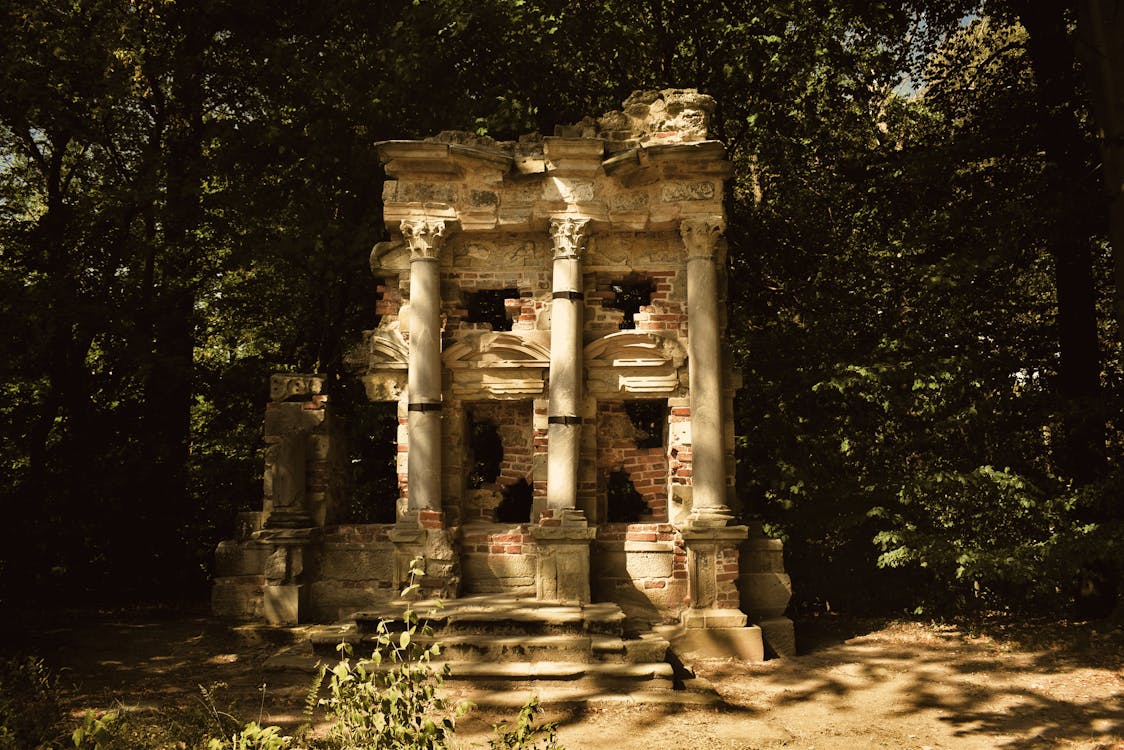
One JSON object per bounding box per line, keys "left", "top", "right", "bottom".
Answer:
{"left": 1018, "top": 1, "right": 1107, "bottom": 484}
{"left": 1077, "top": 0, "right": 1124, "bottom": 345}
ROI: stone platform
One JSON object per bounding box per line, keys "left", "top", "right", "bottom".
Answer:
{"left": 266, "top": 594, "right": 718, "bottom": 705}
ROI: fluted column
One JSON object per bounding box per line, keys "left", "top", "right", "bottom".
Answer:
{"left": 681, "top": 217, "right": 734, "bottom": 527}
{"left": 546, "top": 216, "right": 589, "bottom": 514}
{"left": 402, "top": 218, "right": 447, "bottom": 514}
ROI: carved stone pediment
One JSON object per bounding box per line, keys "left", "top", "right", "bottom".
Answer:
{"left": 585, "top": 332, "right": 685, "bottom": 397}
{"left": 367, "top": 327, "right": 409, "bottom": 370}
{"left": 584, "top": 331, "right": 684, "bottom": 368}
{"left": 444, "top": 332, "right": 551, "bottom": 369}
{"left": 445, "top": 332, "right": 550, "bottom": 398}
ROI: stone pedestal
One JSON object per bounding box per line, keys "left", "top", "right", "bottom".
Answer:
{"left": 681, "top": 524, "right": 748, "bottom": 625}
{"left": 388, "top": 510, "right": 460, "bottom": 598}
{"left": 677, "top": 523, "right": 765, "bottom": 660}
{"left": 252, "top": 527, "right": 320, "bottom": 626}
{"left": 739, "top": 536, "right": 796, "bottom": 657}
{"left": 530, "top": 508, "right": 597, "bottom": 603}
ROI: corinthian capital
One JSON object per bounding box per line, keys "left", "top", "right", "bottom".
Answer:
{"left": 400, "top": 218, "right": 447, "bottom": 260}
{"left": 549, "top": 217, "right": 590, "bottom": 260}
{"left": 680, "top": 217, "right": 725, "bottom": 260}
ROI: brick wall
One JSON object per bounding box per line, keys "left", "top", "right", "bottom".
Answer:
{"left": 441, "top": 270, "right": 549, "bottom": 335}
{"left": 460, "top": 523, "right": 537, "bottom": 595}
{"left": 463, "top": 401, "right": 535, "bottom": 522}
{"left": 595, "top": 402, "right": 669, "bottom": 523}
{"left": 585, "top": 270, "right": 687, "bottom": 339}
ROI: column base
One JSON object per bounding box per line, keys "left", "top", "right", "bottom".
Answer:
{"left": 758, "top": 616, "right": 796, "bottom": 658}
{"left": 672, "top": 623, "right": 764, "bottom": 662}
{"left": 252, "top": 527, "right": 319, "bottom": 625}
{"left": 739, "top": 536, "right": 795, "bottom": 657}
{"left": 530, "top": 508, "right": 596, "bottom": 603}
{"left": 263, "top": 583, "right": 307, "bottom": 626}
{"left": 389, "top": 510, "right": 460, "bottom": 598}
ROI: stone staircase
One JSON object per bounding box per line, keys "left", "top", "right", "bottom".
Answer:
{"left": 298, "top": 594, "right": 717, "bottom": 705}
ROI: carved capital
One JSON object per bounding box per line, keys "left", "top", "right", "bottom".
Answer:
{"left": 549, "top": 217, "right": 590, "bottom": 260}
{"left": 400, "top": 218, "right": 447, "bottom": 260}
{"left": 679, "top": 217, "right": 725, "bottom": 260}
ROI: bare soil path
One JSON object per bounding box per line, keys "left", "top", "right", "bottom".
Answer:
{"left": 5, "top": 608, "right": 1122, "bottom": 749}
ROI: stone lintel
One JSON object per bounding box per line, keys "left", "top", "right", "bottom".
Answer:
{"left": 543, "top": 137, "right": 606, "bottom": 174}
{"left": 252, "top": 527, "right": 322, "bottom": 546}
{"left": 382, "top": 202, "right": 459, "bottom": 227}
{"left": 680, "top": 606, "right": 748, "bottom": 629}
{"left": 681, "top": 524, "right": 749, "bottom": 544}
{"left": 621, "top": 540, "right": 675, "bottom": 553}
{"left": 603, "top": 141, "right": 731, "bottom": 180}
{"left": 529, "top": 526, "right": 598, "bottom": 542}
{"left": 377, "top": 140, "right": 514, "bottom": 178}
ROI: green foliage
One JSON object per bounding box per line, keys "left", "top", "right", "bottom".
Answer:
{"left": 0, "top": 656, "right": 64, "bottom": 750}
{"left": 488, "top": 696, "right": 562, "bottom": 750}
{"left": 71, "top": 711, "right": 121, "bottom": 750}
{"left": 206, "top": 722, "right": 292, "bottom": 750}
{"left": 314, "top": 559, "right": 472, "bottom": 749}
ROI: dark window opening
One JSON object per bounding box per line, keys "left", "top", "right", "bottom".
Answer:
{"left": 496, "top": 477, "right": 533, "bottom": 523}
{"left": 606, "top": 468, "right": 648, "bottom": 523}
{"left": 468, "top": 415, "right": 503, "bottom": 489}
{"left": 348, "top": 401, "right": 399, "bottom": 523}
{"left": 625, "top": 400, "right": 665, "bottom": 450}
{"left": 607, "top": 275, "right": 655, "bottom": 329}
{"left": 466, "top": 288, "right": 519, "bottom": 331}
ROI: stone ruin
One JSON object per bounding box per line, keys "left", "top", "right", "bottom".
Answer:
{"left": 212, "top": 90, "right": 794, "bottom": 662}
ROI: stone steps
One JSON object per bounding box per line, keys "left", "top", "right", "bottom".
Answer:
{"left": 296, "top": 594, "right": 711, "bottom": 704}
{"left": 349, "top": 597, "right": 626, "bottom": 637}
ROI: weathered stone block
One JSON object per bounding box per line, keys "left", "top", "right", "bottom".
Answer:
{"left": 263, "top": 583, "right": 305, "bottom": 626}
{"left": 308, "top": 581, "right": 397, "bottom": 622}
{"left": 673, "top": 624, "right": 763, "bottom": 662}
{"left": 739, "top": 571, "right": 792, "bottom": 619}
{"left": 758, "top": 616, "right": 796, "bottom": 658}
{"left": 213, "top": 541, "right": 269, "bottom": 577}
{"left": 211, "top": 577, "right": 264, "bottom": 620}
{"left": 319, "top": 543, "right": 396, "bottom": 582}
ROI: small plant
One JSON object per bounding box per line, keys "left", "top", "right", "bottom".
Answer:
{"left": 313, "top": 558, "right": 472, "bottom": 749}
{"left": 71, "top": 710, "right": 120, "bottom": 750}
{"left": 489, "top": 696, "right": 562, "bottom": 750}
{"left": 0, "top": 655, "right": 65, "bottom": 750}
{"left": 206, "top": 721, "right": 292, "bottom": 750}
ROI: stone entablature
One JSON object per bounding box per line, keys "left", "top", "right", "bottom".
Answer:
{"left": 211, "top": 89, "right": 793, "bottom": 658}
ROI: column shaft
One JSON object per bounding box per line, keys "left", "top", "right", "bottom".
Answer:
{"left": 682, "top": 218, "right": 732, "bottom": 523}
{"left": 546, "top": 218, "right": 589, "bottom": 512}
{"left": 402, "top": 219, "right": 446, "bottom": 513}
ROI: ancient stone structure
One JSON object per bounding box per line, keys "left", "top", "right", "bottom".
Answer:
{"left": 212, "top": 90, "right": 794, "bottom": 660}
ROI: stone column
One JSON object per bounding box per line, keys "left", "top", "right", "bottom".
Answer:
{"left": 546, "top": 216, "right": 589, "bottom": 513}
{"left": 401, "top": 217, "right": 447, "bottom": 517}
{"left": 676, "top": 217, "right": 754, "bottom": 652}
{"left": 390, "top": 217, "right": 458, "bottom": 597}
{"left": 681, "top": 217, "right": 735, "bottom": 527}
{"left": 531, "top": 216, "right": 595, "bottom": 602}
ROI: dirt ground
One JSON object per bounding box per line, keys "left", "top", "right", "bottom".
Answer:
{"left": 6, "top": 608, "right": 1123, "bottom": 749}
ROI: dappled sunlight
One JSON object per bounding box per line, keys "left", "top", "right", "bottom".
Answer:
{"left": 4, "top": 610, "right": 1121, "bottom": 748}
